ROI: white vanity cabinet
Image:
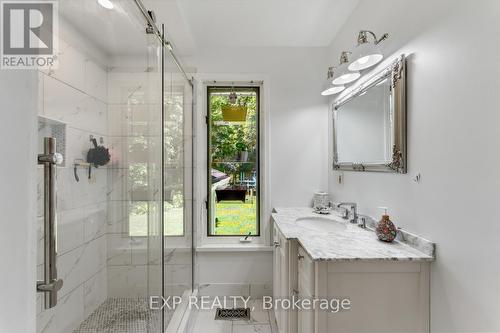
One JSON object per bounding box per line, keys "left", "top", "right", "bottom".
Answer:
{"left": 273, "top": 224, "right": 298, "bottom": 333}
{"left": 295, "top": 246, "right": 431, "bottom": 333}
{"left": 273, "top": 222, "right": 431, "bottom": 333}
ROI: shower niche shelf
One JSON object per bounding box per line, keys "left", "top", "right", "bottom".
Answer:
{"left": 38, "top": 116, "right": 67, "bottom": 167}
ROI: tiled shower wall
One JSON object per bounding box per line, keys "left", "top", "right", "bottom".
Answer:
{"left": 36, "top": 32, "right": 108, "bottom": 332}
{"left": 106, "top": 70, "right": 163, "bottom": 299}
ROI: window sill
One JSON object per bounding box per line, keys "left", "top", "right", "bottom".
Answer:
{"left": 195, "top": 244, "right": 273, "bottom": 253}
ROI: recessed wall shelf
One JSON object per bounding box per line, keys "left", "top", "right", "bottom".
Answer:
{"left": 38, "top": 116, "right": 66, "bottom": 167}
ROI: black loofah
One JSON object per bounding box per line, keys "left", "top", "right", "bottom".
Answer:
{"left": 87, "top": 138, "right": 110, "bottom": 168}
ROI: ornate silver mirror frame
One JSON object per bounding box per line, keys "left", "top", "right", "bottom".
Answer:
{"left": 332, "top": 54, "right": 407, "bottom": 173}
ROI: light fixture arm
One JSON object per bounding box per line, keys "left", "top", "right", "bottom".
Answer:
{"left": 326, "top": 67, "right": 334, "bottom": 80}
{"left": 358, "top": 30, "right": 389, "bottom": 45}
{"left": 339, "top": 51, "right": 352, "bottom": 65}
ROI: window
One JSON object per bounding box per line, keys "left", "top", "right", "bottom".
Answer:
{"left": 207, "top": 86, "right": 260, "bottom": 236}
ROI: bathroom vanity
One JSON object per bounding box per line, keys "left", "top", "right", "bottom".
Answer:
{"left": 272, "top": 207, "right": 435, "bottom": 333}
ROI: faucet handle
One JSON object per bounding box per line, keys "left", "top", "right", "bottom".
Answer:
{"left": 357, "top": 216, "right": 367, "bottom": 229}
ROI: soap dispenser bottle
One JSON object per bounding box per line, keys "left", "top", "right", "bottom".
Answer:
{"left": 376, "top": 207, "right": 397, "bottom": 242}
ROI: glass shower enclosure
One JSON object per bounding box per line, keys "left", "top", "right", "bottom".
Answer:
{"left": 35, "top": 1, "right": 193, "bottom": 332}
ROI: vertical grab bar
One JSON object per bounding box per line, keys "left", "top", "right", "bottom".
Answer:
{"left": 37, "top": 137, "right": 64, "bottom": 309}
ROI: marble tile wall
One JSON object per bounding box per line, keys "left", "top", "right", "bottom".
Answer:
{"left": 106, "top": 70, "right": 163, "bottom": 300}
{"left": 36, "top": 35, "right": 108, "bottom": 333}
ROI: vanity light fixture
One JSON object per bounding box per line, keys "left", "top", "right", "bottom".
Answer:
{"left": 97, "top": 0, "right": 114, "bottom": 9}
{"left": 321, "top": 67, "right": 345, "bottom": 96}
{"left": 348, "top": 30, "right": 389, "bottom": 71}
{"left": 332, "top": 51, "right": 360, "bottom": 86}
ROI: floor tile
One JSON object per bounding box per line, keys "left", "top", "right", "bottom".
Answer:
{"left": 232, "top": 324, "right": 272, "bottom": 333}
{"left": 233, "top": 305, "right": 270, "bottom": 325}
{"left": 192, "top": 309, "right": 232, "bottom": 333}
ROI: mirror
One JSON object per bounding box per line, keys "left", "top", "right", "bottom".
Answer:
{"left": 332, "top": 55, "right": 406, "bottom": 173}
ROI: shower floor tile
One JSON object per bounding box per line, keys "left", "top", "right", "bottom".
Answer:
{"left": 73, "top": 298, "right": 172, "bottom": 333}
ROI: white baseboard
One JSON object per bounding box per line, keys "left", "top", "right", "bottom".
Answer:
{"left": 197, "top": 283, "right": 272, "bottom": 298}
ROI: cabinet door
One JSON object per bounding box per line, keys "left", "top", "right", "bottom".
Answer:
{"left": 297, "top": 278, "right": 315, "bottom": 333}
{"left": 279, "top": 243, "right": 289, "bottom": 333}
{"left": 297, "top": 247, "right": 315, "bottom": 333}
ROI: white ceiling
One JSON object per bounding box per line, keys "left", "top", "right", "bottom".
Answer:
{"left": 59, "top": 0, "right": 153, "bottom": 56}
{"left": 59, "top": 0, "right": 358, "bottom": 57}
{"left": 173, "top": 0, "right": 359, "bottom": 49}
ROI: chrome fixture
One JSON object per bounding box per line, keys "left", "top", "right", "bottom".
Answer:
{"left": 145, "top": 10, "right": 156, "bottom": 34}
{"left": 321, "top": 67, "right": 345, "bottom": 96}
{"left": 332, "top": 51, "right": 360, "bottom": 86}
{"left": 356, "top": 214, "right": 377, "bottom": 229}
{"left": 320, "top": 30, "right": 389, "bottom": 95}
{"left": 37, "top": 137, "right": 64, "bottom": 309}
{"left": 348, "top": 30, "right": 389, "bottom": 71}
{"left": 133, "top": 0, "right": 192, "bottom": 85}
{"left": 357, "top": 216, "right": 367, "bottom": 229}
{"left": 336, "top": 202, "right": 358, "bottom": 224}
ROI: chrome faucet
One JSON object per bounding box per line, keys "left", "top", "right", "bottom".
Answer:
{"left": 336, "top": 202, "right": 358, "bottom": 224}
{"left": 357, "top": 215, "right": 367, "bottom": 229}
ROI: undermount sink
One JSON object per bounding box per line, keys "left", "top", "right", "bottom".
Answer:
{"left": 295, "top": 216, "right": 347, "bottom": 233}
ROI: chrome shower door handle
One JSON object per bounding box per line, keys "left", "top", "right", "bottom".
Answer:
{"left": 37, "top": 137, "right": 64, "bottom": 309}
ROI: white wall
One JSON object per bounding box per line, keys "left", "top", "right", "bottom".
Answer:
{"left": 0, "top": 71, "right": 38, "bottom": 333}
{"left": 186, "top": 47, "right": 329, "bottom": 293}
{"left": 197, "top": 251, "right": 273, "bottom": 297}
{"left": 188, "top": 47, "right": 329, "bottom": 207}
{"left": 327, "top": 1, "right": 500, "bottom": 332}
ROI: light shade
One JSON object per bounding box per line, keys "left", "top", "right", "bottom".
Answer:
{"left": 331, "top": 51, "right": 361, "bottom": 86}
{"left": 348, "top": 31, "right": 388, "bottom": 71}
{"left": 332, "top": 62, "right": 360, "bottom": 85}
{"left": 321, "top": 85, "right": 345, "bottom": 96}
{"left": 348, "top": 42, "right": 383, "bottom": 71}
{"left": 320, "top": 67, "right": 345, "bottom": 96}
{"left": 97, "top": 0, "right": 114, "bottom": 9}
{"left": 332, "top": 72, "right": 360, "bottom": 85}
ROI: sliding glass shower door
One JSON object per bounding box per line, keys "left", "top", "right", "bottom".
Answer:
{"left": 35, "top": 1, "right": 193, "bottom": 332}
{"left": 162, "top": 42, "right": 194, "bottom": 329}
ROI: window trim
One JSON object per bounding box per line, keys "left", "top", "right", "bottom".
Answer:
{"left": 206, "top": 85, "right": 261, "bottom": 237}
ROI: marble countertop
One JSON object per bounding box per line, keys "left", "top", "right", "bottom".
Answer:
{"left": 272, "top": 207, "right": 436, "bottom": 262}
